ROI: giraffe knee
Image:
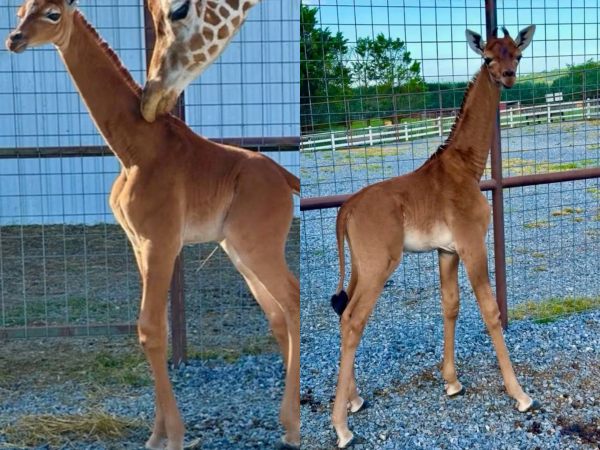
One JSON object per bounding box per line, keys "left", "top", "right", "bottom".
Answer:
{"left": 138, "top": 320, "right": 166, "bottom": 351}
{"left": 341, "top": 314, "right": 366, "bottom": 348}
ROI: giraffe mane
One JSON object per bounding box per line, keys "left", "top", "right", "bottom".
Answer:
{"left": 76, "top": 11, "right": 143, "bottom": 97}
{"left": 427, "top": 69, "right": 480, "bottom": 161}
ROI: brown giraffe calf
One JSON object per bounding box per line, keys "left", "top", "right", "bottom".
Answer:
{"left": 330, "top": 25, "right": 538, "bottom": 448}
{"left": 6, "top": 1, "right": 299, "bottom": 449}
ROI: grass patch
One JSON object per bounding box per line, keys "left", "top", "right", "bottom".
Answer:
{"left": 531, "top": 252, "right": 546, "bottom": 258}
{"left": 0, "top": 410, "right": 149, "bottom": 447}
{"left": 509, "top": 296, "right": 600, "bottom": 323}
{"left": 532, "top": 265, "right": 548, "bottom": 272}
{"left": 187, "top": 335, "right": 278, "bottom": 364}
{"left": 586, "top": 230, "right": 600, "bottom": 236}
{"left": 550, "top": 207, "right": 574, "bottom": 216}
{"left": 574, "top": 207, "right": 585, "bottom": 213}
{"left": 587, "top": 188, "right": 599, "bottom": 194}
{"left": 348, "top": 145, "right": 409, "bottom": 159}
{"left": 570, "top": 217, "right": 584, "bottom": 222}
{"left": 88, "top": 352, "right": 150, "bottom": 388}
{"left": 587, "top": 144, "right": 600, "bottom": 151}
{"left": 524, "top": 219, "right": 552, "bottom": 228}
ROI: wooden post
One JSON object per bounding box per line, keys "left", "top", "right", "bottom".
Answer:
{"left": 346, "top": 100, "right": 353, "bottom": 147}
{"left": 143, "top": 1, "right": 187, "bottom": 366}
{"left": 392, "top": 95, "right": 399, "bottom": 142}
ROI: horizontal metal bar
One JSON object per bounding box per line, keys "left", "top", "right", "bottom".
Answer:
{"left": 502, "top": 167, "right": 600, "bottom": 188}
{"left": 0, "top": 137, "right": 299, "bottom": 159}
{"left": 0, "top": 323, "right": 137, "bottom": 339}
{"left": 300, "top": 169, "right": 600, "bottom": 211}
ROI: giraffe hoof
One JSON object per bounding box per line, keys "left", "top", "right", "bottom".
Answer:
{"left": 447, "top": 386, "right": 466, "bottom": 398}
{"left": 336, "top": 435, "right": 365, "bottom": 449}
{"left": 349, "top": 399, "right": 370, "bottom": 414}
{"left": 520, "top": 399, "right": 541, "bottom": 413}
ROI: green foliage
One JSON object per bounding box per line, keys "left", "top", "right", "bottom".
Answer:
{"left": 352, "top": 34, "right": 422, "bottom": 90}
{"left": 551, "top": 59, "right": 600, "bottom": 102}
{"left": 301, "top": 8, "right": 600, "bottom": 132}
{"left": 300, "top": 5, "right": 352, "bottom": 130}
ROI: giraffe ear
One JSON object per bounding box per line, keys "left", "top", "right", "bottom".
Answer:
{"left": 465, "top": 29, "right": 485, "bottom": 56}
{"left": 515, "top": 25, "right": 536, "bottom": 51}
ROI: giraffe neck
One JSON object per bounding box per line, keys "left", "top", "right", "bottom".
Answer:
{"left": 441, "top": 64, "right": 502, "bottom": 181}
{"left": 57, "top": 12, "right": 156, "bottom": 169}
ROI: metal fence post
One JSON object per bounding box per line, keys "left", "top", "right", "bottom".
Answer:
{"left": 485, "top": 0, "right": 508, "bottom": 329}
{"left": 143, "top": 1, "right": 188, "bottom": 365}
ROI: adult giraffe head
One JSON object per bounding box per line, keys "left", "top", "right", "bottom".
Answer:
{"left": 141, "top": 0, "right": 261, "bottom": 122}
{"left": 466, "top": 24, "right": 536, "bottom": 89}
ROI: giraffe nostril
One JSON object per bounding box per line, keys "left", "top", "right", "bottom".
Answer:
{"left": 503, "top": 70, "right": 515, "bottom": 77}
{"left": 10, "top": 32, "right": 23, "bottom": 42}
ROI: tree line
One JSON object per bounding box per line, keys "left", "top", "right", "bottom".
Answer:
{"left": 301, "top": 4, "right": 600, "bottom": 132}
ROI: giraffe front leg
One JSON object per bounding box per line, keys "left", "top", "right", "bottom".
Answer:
{"left": 458, "top": 237, "right": 539, "bottom": 413}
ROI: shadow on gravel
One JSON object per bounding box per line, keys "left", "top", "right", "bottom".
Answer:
{"left": 557, "top": 416, "right": 600, "bottom": 445}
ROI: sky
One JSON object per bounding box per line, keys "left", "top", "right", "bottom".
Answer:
{"left": 302, "top": 0, "right": 600, "bottom": 82}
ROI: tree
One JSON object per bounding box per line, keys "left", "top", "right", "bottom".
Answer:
{"left": 552, "top": 59, "right": 600, "bottom": 102}
{"left": 352, "top": 33, "right": 423, "bottom": 92}
{"left": 300, "top": 5, "right": 352, "bottom": 130}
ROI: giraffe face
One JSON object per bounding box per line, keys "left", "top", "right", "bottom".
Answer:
{"left": 141, "top": 0, "right": 260, "bottom": 122}
{"left": 466, "top": 25, "right": 535, "bottom": 89}
{"left": 5, "top": 0, "right": 77, "bottom": 53}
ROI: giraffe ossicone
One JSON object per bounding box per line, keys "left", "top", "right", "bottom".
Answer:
{"left": 142, "top": 0, "right": 261, "bottom": 122}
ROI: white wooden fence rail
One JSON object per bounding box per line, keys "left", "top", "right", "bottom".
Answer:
{"left": 301, "top": 99, "right": 600, "bottom": 152}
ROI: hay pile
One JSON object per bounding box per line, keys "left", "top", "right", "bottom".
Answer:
{"left": 0, "top": 409, "right": 149, "bottom": 447}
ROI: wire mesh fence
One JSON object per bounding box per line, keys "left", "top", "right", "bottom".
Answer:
{"left": 300, "top": 0, "right": 600, "bottom": 332}
{"left": 0, "top": 0, "right": 300, "bottom": 367}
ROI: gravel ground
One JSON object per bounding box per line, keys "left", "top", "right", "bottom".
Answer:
{"left": 0, "top": 219, "right": 298, "bottom": 449}
{"left": 301, "top": 120, "right": 600, "bottom": 449}
{"left": 0, "top": 337, "right": 287, "bottom": 449}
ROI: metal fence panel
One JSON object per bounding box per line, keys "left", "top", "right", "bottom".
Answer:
{"left": 0, "top": 0, "right": 300, "bottom": 354}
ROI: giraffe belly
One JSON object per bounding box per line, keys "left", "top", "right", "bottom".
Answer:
{"left": 403, "top": 225, "right": 456, "bottom": 253}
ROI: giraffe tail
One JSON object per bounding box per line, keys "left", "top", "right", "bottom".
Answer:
{"left": 276, "top": 165, "right": 300, "bottom": 196}
{"left": 331, "top": 203, "right": 350, "bottom": 317}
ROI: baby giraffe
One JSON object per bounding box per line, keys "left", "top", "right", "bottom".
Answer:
{"left": 6, "top": 1, "right": 298, "bottom": 449}
{"left": 330, "top": 26, "right": 537, "bottom": 448}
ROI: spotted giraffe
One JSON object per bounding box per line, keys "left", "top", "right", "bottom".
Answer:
{"left": 142, "top": 0, "right": 262, "bottom": 122}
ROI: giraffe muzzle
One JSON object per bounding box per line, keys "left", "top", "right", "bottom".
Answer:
{"left": 140, "top": 81, "right": 163, "bottom": 123}
{"left": 141, "top": 80, "right": 180, "bottom": 123}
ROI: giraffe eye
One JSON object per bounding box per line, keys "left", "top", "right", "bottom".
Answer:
{"left": 169, "top": 1, "right": 190, "bottom": 21}
{"left": 46, "top": 12, "right": 61, "bottom": 22}
{"left": 484, "top": 57, "right": 493, "bottom": 65}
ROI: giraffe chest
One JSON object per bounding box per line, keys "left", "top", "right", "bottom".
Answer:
{"left": 403, "top": 224, "right": 456, "bottom": 254}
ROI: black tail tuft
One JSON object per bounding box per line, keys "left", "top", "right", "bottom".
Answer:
{"left": 331, "top": 290, "right": 349, "bottom": 317}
